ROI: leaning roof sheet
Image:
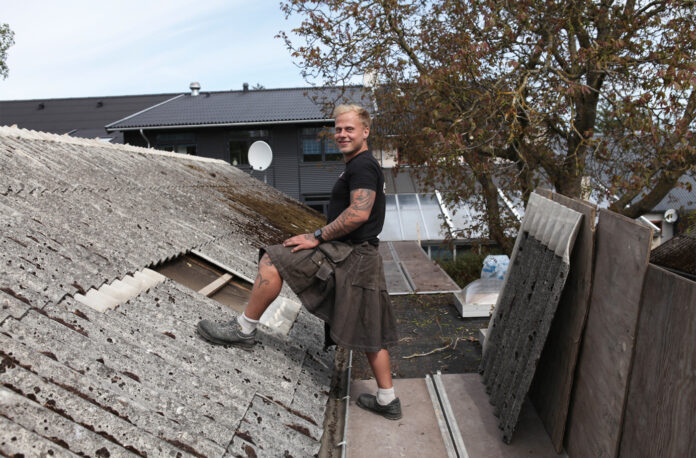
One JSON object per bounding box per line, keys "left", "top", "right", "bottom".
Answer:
{"left": 0, "top": 126, "right": 332, "bottom": 456}
{"left": 106, "top": 86, "right": 371, "bottom": 130}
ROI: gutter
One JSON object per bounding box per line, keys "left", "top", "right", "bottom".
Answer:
{"left": 106, "top": 118, "right": 331, "bottom": 132}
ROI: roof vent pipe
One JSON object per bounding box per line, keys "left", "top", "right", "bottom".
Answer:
{"left": 243, "top": 82, "right": 249, "bottom": 92}
{"left": 190, "top": 81, "right": 201, "bottom": 96}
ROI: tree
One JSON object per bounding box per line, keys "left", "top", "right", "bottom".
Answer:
{"left": 0, "top": 23, "right": 15, "bottom": 80}
{"left": 279, "top": 0, "right": 696, "bottom": 250}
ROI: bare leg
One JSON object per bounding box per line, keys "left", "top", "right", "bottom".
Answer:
{"left": 365, "top": 349, "right": 393, "bottom": 389}
{"left": 244, "top": 253, "right": 283, "bottom": 320}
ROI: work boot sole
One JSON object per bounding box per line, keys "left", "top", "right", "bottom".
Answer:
{"left": 196, "top": 324, "right": 256, "bottom": 351}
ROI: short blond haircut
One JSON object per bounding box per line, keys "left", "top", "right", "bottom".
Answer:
{"left": 333, "top": 104, "right": 371, "bottom": 128}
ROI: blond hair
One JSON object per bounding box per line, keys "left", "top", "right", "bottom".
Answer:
{"left": 333, "top": 104, "right": 371, "bottom": 128}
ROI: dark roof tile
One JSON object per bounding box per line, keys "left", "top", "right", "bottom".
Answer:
{"left": 106, "top": 86, "right": 371, "bottom": 129}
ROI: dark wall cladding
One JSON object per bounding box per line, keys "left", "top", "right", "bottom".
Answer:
{"left": 122, "top": 124, "right": 345, "bottom": 201}
{"left": 272, "top": 126, "right": 302, "bottom": 199}
{"left": 299, "top": 161, "right": 345, "bottom": 196}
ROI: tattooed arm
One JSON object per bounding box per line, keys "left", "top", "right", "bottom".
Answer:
{"left": 283, "top": 188, "right": 375, "bottom": 253}
{"left": 321, "top": 188, "right": 375, "bottom": 240}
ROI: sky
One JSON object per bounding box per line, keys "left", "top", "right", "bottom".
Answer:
{"left": 0, "top": 0, "right": 316, "bottom": 100}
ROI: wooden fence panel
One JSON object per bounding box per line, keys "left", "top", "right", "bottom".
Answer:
{"left": 619, "top": 265, "right": 696, "bottom": 458}
{"left": 565, "top": 210, "right": 652, "bottom": 458}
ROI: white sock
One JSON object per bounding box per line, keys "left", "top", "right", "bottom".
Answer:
{"left": 376, "top": 387, "right": 396, "bottom": 405}
{"left": 237, "top": 313, "right": 259, "bottom": 335}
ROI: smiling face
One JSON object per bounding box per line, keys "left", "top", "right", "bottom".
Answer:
{"left": 334, "top": 110, "right": 370, "bottom": 160}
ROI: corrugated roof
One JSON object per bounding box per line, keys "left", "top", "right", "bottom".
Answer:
{"left": 0, "top": 126, "right": 333, "bottom": 456}
{"left": 106, "top": 86, "right": 372, "bottom": 130}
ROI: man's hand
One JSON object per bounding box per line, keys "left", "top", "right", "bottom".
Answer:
{"left": 283, "top": 233, "right": 320, "bottom": 253}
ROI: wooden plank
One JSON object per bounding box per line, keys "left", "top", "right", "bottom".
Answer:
{"left": 529, "top": 191, "right": 596, "bottom": 453}
{"left": 378, "top": 242, "right": 395, "bottom": 262}
{"left": 383, "top": 260, "right": 412, "bottom": 294}
{"left": 391, "top": 240, "right": 428, "bottom": 261}
{"left": 198, "top": 273, "right": 233, "bottom": 297}
{"left": 565, "top": 209, "right": 652, "bottom": 458}
{"left": 390, "top": 241, "right": 460, "bottom": 293}
{"left": 402, "top": 260, "right": 460, "bottom": 293}
{"left": 619, "top": 265, "right": 696, "bottom": 458}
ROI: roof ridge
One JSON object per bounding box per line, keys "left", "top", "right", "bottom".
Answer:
{"left": 0, "top": 85, "right": 365, "bottom": 102}
{"left": 0, "top": 92, "right": 180, "bottom": 103}
{"left": 0, "top": 124, "right": 227, "bottom": 165}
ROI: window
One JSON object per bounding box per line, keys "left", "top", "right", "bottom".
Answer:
{"left": 229, "top": 140, "right": 249, "bottom": 166}
{"left": 155, "top": 133, "right": 197, "bottom": 155}
{"left": 303, "top": 194, "right": 331, "bottom": 215}
{"left": 302, "top": 127, "right": 342, "bottom": 162}
{"left": 229, "top": 129, "right": 270, "bottom": 167}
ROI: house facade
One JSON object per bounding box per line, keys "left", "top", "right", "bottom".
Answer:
{"left": 105, "top": 85, "right": 372, "bottom": 212}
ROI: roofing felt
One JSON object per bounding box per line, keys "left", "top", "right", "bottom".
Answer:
{"left": 106, "top": 86, "right": 372, "bottom": 130}
{"left": 0, "top": 126, "right": 333, "bottom": 456}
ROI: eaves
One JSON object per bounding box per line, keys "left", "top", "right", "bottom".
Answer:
{"left": 106, "top": 118, "right": 331, "bottom": 132}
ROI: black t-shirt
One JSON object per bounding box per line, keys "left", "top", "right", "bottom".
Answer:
{"left": 327, "top": 150, "right": 386, "bottom": 245}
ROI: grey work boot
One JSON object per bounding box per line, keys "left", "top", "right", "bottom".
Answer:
{"left": 356, "top": 393, "right": 402, "bottom": 420}
{"left": 197, "top": 319, "right": 257, "bottom": 350}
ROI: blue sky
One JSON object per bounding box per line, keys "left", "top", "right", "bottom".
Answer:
{"left": 0, "top": 0, "right": 314, "bottom": 100}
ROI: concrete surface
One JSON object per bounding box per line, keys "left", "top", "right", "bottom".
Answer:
{"left": 442, "top": 373, "right": 561, "bottom": 457}
{"left": 346, "top": 374, "right": 561, "bottom": 458}
{"left": 347, "top": 378, "right": 448, "bottom": 458}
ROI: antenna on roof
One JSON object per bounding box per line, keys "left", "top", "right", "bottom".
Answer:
{"left": 248, "top": 140, "right": 273, "bottom": 183}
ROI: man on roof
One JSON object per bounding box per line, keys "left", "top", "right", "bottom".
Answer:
{"left": 197, "top": 104, "right": 402, "bottom": 420}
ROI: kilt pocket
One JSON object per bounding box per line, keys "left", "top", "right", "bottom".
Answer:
{"left": 351, "top": 254, "right": 378, "bottom": 291}
{"left": 297, "top": 249, "right": 326, "bottom": 278}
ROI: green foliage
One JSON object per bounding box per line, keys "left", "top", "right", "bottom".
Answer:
{"left": 436, "top": 247, "right": 505, "bottom": 288}
{"left": 0, "top": 23, "right": 15, "bottom": 80}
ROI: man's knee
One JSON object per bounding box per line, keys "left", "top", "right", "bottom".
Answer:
{"left": 259, "top": 253, "right": 280, "bottom": 280}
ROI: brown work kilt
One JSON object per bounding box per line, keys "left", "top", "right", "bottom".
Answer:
{"left": 265, "top": 241, "right": 398, "bottom": 352}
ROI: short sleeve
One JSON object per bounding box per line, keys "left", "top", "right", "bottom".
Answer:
{"left": 347, "top": 155, "right": 379, "bottom": 191}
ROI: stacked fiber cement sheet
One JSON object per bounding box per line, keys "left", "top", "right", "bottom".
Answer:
{"left": 480, "top": 192, "right": 582, "bottom": 443}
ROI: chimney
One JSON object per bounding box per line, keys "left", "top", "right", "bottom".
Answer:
{"left": 243, "top": 82, "right": 249, "bottom": 92}
{"left": 189, "top": 81, "right": 201, "bottom": 96}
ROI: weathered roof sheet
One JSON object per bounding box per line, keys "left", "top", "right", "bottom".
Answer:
{"left": 0, "top": 126, "right": 332, "bottom": 456}
{"left": 106, "top": 86, "right": 371, "bottom": 130}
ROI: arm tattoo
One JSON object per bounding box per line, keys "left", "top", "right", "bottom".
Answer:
{"left": 322, "top": 189, "right": 375, "bottom": 240}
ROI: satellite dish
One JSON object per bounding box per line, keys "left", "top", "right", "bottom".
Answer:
{"left": 248, "top": 141, "right": 273, "bottom": 171}
{"left": 664, "top": 208, "right": 678, "bottom": 223}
